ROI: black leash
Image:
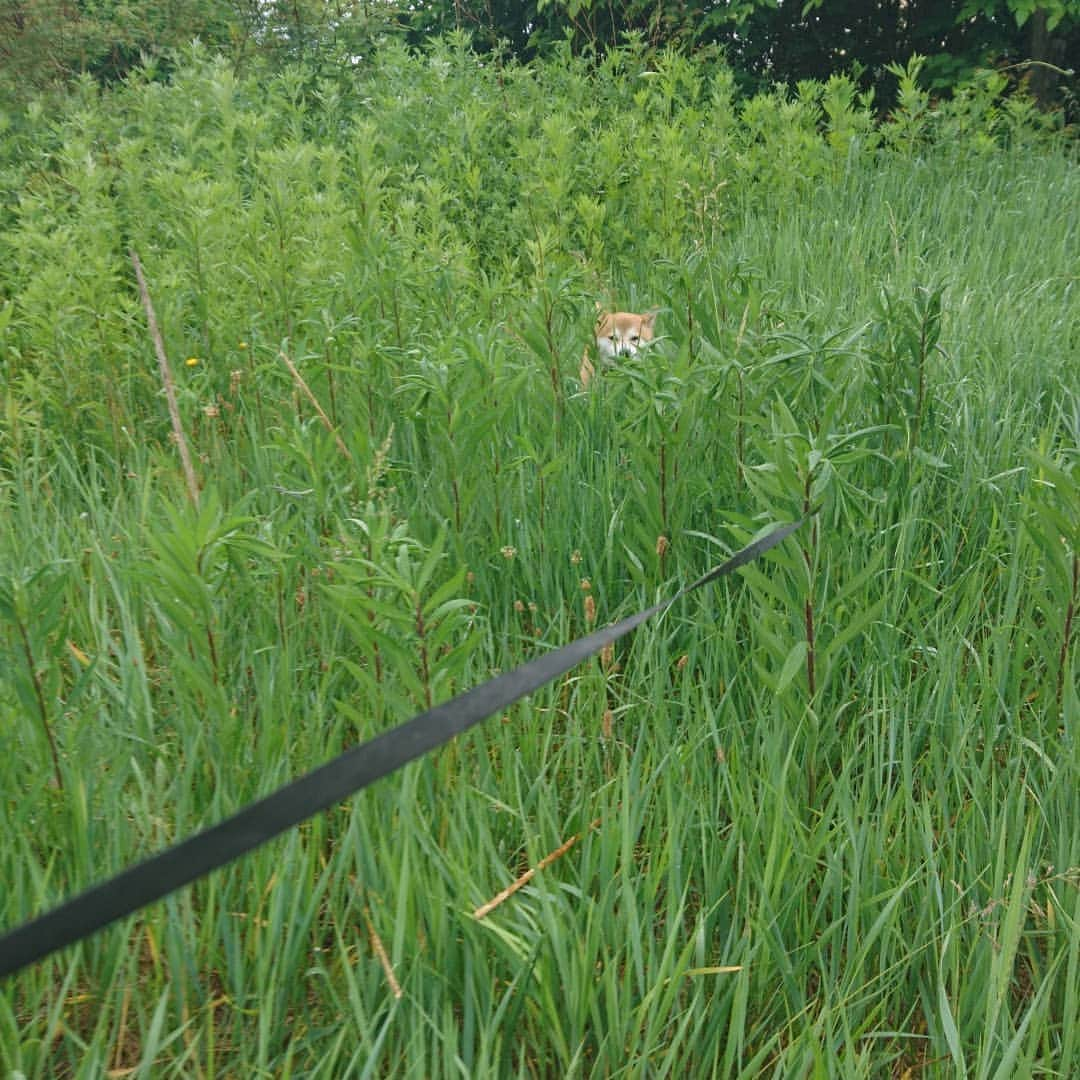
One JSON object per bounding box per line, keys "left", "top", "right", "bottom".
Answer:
{"left": 0, "top": 518, "right": 804, "bottom": 977}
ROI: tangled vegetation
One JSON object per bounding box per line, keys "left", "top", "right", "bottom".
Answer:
{"left": 0, "top": 39, "right": 1077, "bottom": 1076}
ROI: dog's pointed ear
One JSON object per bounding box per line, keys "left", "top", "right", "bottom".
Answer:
{"left": 642, "top": 309, "right": 658, "bottom": 330}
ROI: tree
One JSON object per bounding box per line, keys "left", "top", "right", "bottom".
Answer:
{"left": 0, "top": 1, "right": 403, "bottom": 108}
{"left": 796, "top": 1, "right": 1078, "bottom": 104}
{"left": 2, "top": 0, "right": 1075, "bottom": 111}
{"left": 0, "top": 0, "right": 235, "bottom": 104}
{"left": 956, "top": 0, "right": 1080, "bottom": 103}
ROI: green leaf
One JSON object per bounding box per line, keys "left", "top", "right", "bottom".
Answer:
{"left": 775, "top": 640, "right": 809, "bottom": 695}
{"left": 938, "top": 968, "right": 967, "bottom": 1076}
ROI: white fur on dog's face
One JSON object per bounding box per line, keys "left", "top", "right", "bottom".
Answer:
{"left": 580, "top": 306, "right": 657, "bottom": 388}
{"left": 595, "top": 310, "right": 656, "bottom": 364}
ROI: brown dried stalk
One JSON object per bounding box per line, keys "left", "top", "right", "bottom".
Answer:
{"left": 473, "top": 817, "right": 602, "bottom": 920}
{"left": 362, "top": 904, "right": 402, "bottom": 999}
{"left": 278, "top": 349, "right": 353, "bottom": 461}
{"left": 130, "top": 249, "right": 200, "bottom": 507}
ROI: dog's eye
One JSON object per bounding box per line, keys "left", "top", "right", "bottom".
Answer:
{"left": 608, "top": 335, "right": 616, "bottom": 341}
{"left": 630, "top": 335, "right": 640, "bottom": 342}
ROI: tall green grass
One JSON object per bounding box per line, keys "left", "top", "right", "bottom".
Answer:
{"left": 1, "top": 39, "right": 1077, "bottom": 1076}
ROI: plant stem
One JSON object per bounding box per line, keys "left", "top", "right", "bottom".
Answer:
{"left": 803, "top": 476, "right": 817, "bottom": 701}
{"left": 659, "top": 439, "right": 668, "bottom": 533}
{"left": 415, "top": 594, "right": 432, "bottom": 710}
{"left": 15, "top": 616, "right": 63, "bottom": 790}
{"left": 131, "top": 249, "right": 201, "bottom": 508}
{"left": 279, "top": 349, "right": 353, "bottom": 460}
{"left": 913, "top": 311, "right": 927, "bottom": 453}
{"left": 1058, "top": 551, "right": 1078, "bottom": 709}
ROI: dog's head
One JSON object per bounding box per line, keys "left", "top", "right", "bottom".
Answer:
{"left": 594, "top": 306, "right": 656, "bottom": 363}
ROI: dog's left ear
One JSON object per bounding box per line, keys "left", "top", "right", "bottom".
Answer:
{"left": 642, "top": 309, "right": 659, "bottom": 330}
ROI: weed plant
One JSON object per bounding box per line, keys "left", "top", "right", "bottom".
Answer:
{"left": 0, "top": 38, "right": 1077, "bottom": 1076}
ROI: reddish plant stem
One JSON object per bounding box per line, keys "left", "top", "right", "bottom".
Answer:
{"left": 16, "top": 617, "right": 63, "bottom": 790}
{"left": 415, "top": 595, "right": 432, "bottom": 710}
{"left": 1058, "top": 551, "right": 1078, "bottom": 709}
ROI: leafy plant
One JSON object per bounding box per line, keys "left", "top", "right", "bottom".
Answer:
{"left": 0, "top": 564, "right": 71, "bottom": 790}
{"left": 326, "top": 522, "right": 483, "bottom": 722}
{"left": 0, "top": 38, "right": 1076, "bottom": 1077}
{"left": 866, "top": 281, "right": 947, "bottom": 456}
{"left": 1024, "top": 419, "right": 1080, "bottom": 711}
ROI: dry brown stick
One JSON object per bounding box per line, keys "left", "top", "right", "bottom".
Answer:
{"left": 112, "top": 980, "right": 132, "bottom": 1074}
{"left": 130, "top": 249, "right": 200, "bottom": 507}
{"left": 473, "top": 817, "right": 603, "bottom": 920}
{"left": 362, "top": 904, "right": 402, "bottom": 999}
{"left": 278, "top": 349, "right": 353, "bottom": 461}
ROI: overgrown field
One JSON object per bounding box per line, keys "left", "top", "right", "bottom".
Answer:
{"left": 1, "top": 39, "right": 1077, "bottom": 1076}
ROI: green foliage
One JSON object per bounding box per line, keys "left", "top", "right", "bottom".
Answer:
{"left": 4, "top": 0, "right": 1077, "bottom": 116}
{"left": 328, "top": 520, "right": 482, "bottom": 719}
{"left": 1023, "top": 412, "right": 1080, "bottom": 710}
{"left": 0, "top": 562, "right": 72, "bottom": 790}
{"left": 866, "top": 281, "right": 947, "bottom": 454}
{"left": 0, "top": 0, "right": 233, "bottom": 104}
{"left": 0, "top": 41, "right": 1077, "bottom": 1076}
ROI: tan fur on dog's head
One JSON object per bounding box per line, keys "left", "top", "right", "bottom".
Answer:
{"left": 580, "top": 304, "right": 657, "bottom": 387}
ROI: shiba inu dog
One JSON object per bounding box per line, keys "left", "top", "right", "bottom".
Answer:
{"left": 580, "top": 305, "right": 657, "bottom": 387}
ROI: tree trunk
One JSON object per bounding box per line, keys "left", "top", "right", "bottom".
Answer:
{"left": 1026, "top": 8, "right": 1065, "bottom": 108}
